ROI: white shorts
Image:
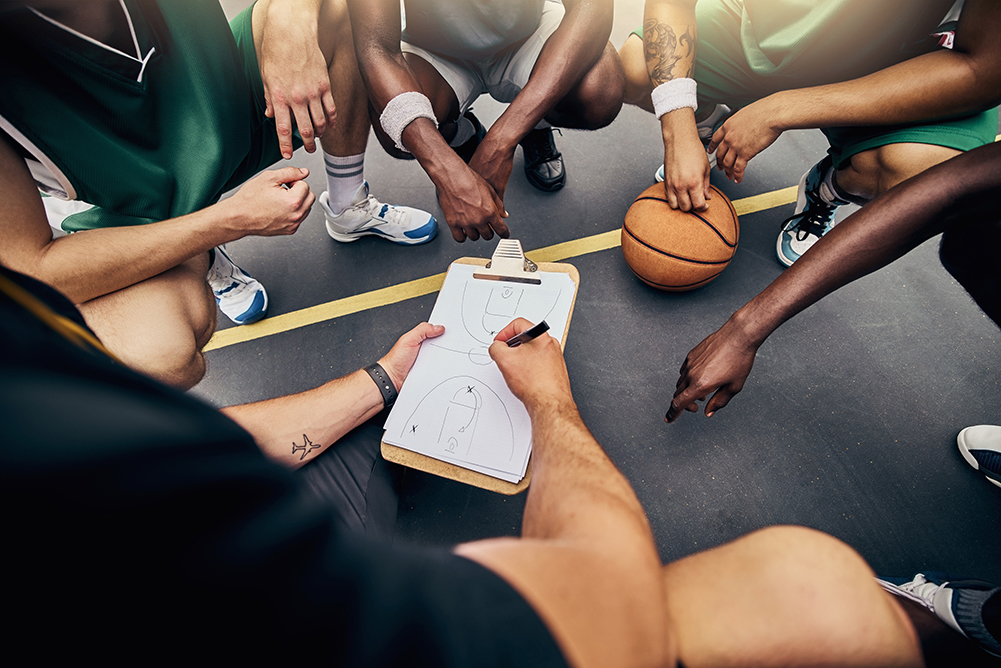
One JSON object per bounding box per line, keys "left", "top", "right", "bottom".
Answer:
{"left": 400, "top": 2, "right": 564, "bottom": 114}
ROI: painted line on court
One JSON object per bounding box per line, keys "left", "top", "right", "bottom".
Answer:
{"left": 204, "top": 185, "right": 799, "bottom": 352}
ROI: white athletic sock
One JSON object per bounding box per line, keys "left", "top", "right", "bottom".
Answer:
{"left": 818, "top": 161, "right": 849, "bottom": 206}
{"left": 324, "top": 151, "right": 365, "bottom": 214}
{"left": 534, "top": 119, "right": 552, "bottom": 131}
{"left": 449, "top": 115, "right": 476, "bottom": 147}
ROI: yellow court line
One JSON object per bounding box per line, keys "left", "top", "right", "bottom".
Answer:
{"left": 204, "top": 184, "right": 800, "bottom": 352}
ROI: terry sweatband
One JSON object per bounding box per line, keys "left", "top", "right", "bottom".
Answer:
{"left": 380, "top": 91, "right": 438, "bottom": 153}
{"left": 651, "top": 78, "right": 697, "bottom": 119}
{"left": 365, "top": 363, "right": 398, "bottom": 409}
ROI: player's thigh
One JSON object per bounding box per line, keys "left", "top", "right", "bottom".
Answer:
{"left": 548, "top": 41, "right": 624, "bottom": 130}
{"left": 661, "top": 525, "right": 923, "bottom": 668}
{"left": 78, "top": 254, "right": 215, "bottom": 389}
{"left": 853, "top": 142, "right": 961, "bottom": 196}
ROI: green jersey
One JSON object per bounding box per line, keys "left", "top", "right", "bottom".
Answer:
{"left": 0, "top": 0, "right": 276, "bottom": 232}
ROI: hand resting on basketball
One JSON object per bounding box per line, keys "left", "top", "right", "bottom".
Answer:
{"left": 661, "top": 111, "right": 713, "bottom": 212}
{"left": 667, "top": 316, "right": 758, "bottom": 423}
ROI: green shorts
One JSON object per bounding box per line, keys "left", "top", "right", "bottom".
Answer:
{"left": 633, "top": 0, "right": 998, "bottom": 168}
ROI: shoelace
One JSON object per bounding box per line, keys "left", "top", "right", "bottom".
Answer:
{"left": 360, "top": 196, "right": 405, "bottom": 227}
{"left": 787, "top": 197, "right": 838, "bottom": 241}
{"left": 208, "top": 264, "right": 252, "bottom": 298}
{"left": 891, "top": 574, "right": 946, "bottom": 611}
{"left": 522, "top": 128, "right": 562, "bottom": 167}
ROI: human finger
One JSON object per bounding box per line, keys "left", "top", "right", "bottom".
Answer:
{"left": 689, "top": 184, "right": 708, "bottom": 212}
{"left": 292, "top": 104, "right": 316, "bottom": 154}
{"left": 321, "top": 90, "right": 337, "bottom": 127}
{"left": 309, "top": 96, "right": 329, "bottom": 139}
{"left": 666, "top": 384, "right": 704, "bottom": 423}
{"left": 704, "top": 385, "right": 737, "bottom": 418}
{"left": 706, "top": 126, "right": 725, "bottom": 154}
{"left": 273, "top": 104, "right": 295, "bottom": 160}
{"left": 732, "top": 157, "right": 747, "bottom": 184}
{"left": 272, "top": 165, "right": 310, "bottom": 187}
{"left": 675, "top": 187, "right": 693, "bottom": 212}
{"left": 494, "top": 318, "right": 535, "bottom": 343}
{"left": 665, "top": 184, "right": 680, "bottom": 210}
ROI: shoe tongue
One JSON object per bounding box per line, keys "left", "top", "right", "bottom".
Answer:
{"left": 351, "top": 181, "right": 370, "bottom": 206}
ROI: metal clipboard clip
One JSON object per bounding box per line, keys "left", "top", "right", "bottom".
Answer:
{"left": 472, "top": 239, "right": 541, "bottom": 285}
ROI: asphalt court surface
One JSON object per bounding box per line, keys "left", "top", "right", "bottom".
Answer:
{"left": 199, "top": 0, "right": 1001, "bottom": 580}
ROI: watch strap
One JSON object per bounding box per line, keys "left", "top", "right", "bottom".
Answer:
{"left": 365, "top": 363, "right": 398, "bottom": 409}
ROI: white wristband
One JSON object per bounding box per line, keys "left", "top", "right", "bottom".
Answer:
{"left": 380, "top": 91, "right": 438, "bottom": 153}
{"left": 651, "top": 78, "right": 697, "bottom": 119}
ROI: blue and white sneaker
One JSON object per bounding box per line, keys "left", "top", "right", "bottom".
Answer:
{"left": 207, "top": 245, "right": 268, "bottom": 325}
{"left": 878, "top": 573, "right": 1001, "bottom": 658}
{"left": 958, "top": 424, "right": 1001, "bottom": 488}
{"left": 655, "top": 104, "right": 732, "bottom": 182}
{"left": 776, "top": 156, "right": 849, "bottom": 267}
{"left": 320, "top": 182, "right": 437, "bottom": 245}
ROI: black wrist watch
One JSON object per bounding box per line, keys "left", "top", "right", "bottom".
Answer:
{"left": 365, "top": 363, "right": 398, "bottom": 409}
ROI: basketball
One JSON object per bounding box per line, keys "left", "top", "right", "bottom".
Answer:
{"left": 621, "top": 183, "right": 740, "bottom": 292}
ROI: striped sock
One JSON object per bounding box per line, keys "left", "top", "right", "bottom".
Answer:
{"left": 324, "top": 151, "right": 365, "bottom": 214}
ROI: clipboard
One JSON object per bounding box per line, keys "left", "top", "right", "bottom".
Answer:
{"left": 381, "top": 239, "right": 579, "bottom": 495}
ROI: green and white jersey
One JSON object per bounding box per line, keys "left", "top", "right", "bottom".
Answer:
{"left": 0, "top": 0, "right": 272, "bottom": 232}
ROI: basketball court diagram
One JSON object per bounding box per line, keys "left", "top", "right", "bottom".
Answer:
{"left": 396, "top": 375, "right": 515, "bottom": 464}
{"left": 424, "top": 281, "right": 565, "bottom": 365}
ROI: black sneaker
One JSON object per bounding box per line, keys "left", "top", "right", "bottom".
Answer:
{"left": 519, "top": 127, "right": 565, "bottom": 192}
{"left": 453, "top": 111, "right": 486, "bottom": 164}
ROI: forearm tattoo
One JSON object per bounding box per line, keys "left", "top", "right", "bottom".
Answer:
{"left": 291, "top": 434, "right": 321, "bottom": 461}
{"left": 643, "top": 19, "right": 695, "bottom": 83}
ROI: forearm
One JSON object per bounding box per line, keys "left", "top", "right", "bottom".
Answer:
{"left": 764, "top": 53, "right": 1000, "bottom": 134}
{"left": 221, "top": 369, "right": 384, "bottom": 469}
{"left": 522, "top": 400, "right": 652, "bottom": 544}
{"left": 484, "top": 0, "right": 614, "bottom": 150}
{"left": 31, "top": 203, "right": 242, "bottom": 304}
{"left": 348, "top": 2, "right": 471, "bottom": 193}
{"left": 731, "top": 146, "right": 1001, "bottom": 346}
{"left": 643, "top": 1, "right": 702, "bottom": 156}
{"left": 761, "top": 0, "right": 1001, "bottom": 134}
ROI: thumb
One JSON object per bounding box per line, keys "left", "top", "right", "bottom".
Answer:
{"left": 272, "top": 166, "right": 309, "bottom": 184}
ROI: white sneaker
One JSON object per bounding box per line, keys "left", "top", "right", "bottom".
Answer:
{"left": 320, "top": 182, "right": 438, "bottom": 245}
{"left": 206, "top": 246, "right": 268, "bottom": 325}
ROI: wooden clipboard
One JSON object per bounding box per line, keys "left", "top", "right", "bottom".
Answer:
{"left": 381, "top": 240, "right": 579, "bottom": 495}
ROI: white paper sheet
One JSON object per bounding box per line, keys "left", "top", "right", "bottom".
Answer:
{"left": 383, "top": 263, "right": 575, "bottom": 482}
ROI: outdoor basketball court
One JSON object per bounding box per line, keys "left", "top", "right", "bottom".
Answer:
{"left": 197, "top": 0, "right": 1001, "bottom": 581}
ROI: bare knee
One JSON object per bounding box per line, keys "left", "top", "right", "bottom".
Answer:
{"left": 839, "top": 143, "right": 961, "bottom": 201}
{"left": 141, "top": 340, "right": 207, "bottom": 390}
{"left": 317, "top": 0, "right": 353, "bottom": 57}
{"left": 550, "top": 43, "right": 624, "bottom": 130}
{"left": 79, "top": 256, "right": 216, "bottom": 391}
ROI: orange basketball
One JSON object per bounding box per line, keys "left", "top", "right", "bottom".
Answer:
{"left": 621, "top": 184, "right": 740, "bottom": 292}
